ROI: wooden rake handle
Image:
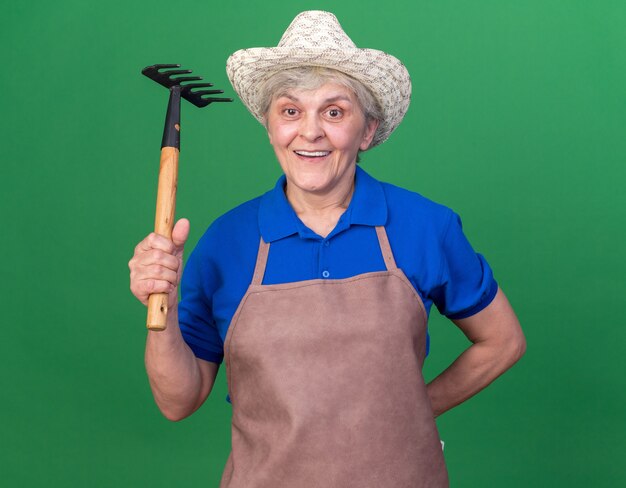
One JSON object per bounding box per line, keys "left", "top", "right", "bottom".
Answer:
{"left": 147, "top": 146, "right": 179, "bottom": 331}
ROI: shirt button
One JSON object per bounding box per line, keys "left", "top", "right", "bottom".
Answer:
{"left": 322, "top": 270, "right": 330, "bottom": 278}
{"left": 324, "top": 240, "right": 330, "bottom": 247}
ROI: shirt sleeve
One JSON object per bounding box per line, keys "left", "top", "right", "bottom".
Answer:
{"left": 430, "top": 210, "right": 499, "bottom": 320}
{"left": 178, "top": 233, "right": 225, "bottom": 364}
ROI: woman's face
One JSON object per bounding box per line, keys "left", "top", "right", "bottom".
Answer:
{"left": 265, "top": 82, "right": 379, "bottom": 200}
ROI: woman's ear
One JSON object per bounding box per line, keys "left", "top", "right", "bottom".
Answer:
{"left": 360, "top": 119, "right": 380, "bottom": 151}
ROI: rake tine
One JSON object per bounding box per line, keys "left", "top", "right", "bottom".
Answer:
{"left": 181, "top": 82, "right": 215, "bottom": 89}
{"left": 171, "top": 76, "right": 203, "bottom": 83}
{"left": 151, "top": 63, "right": 181, "bottom": 70}
{"left": 193, "top": 89, "right": 225, "bottom": 96}
{"left": 161, "top": 69, "right": 193, "bottom": 77}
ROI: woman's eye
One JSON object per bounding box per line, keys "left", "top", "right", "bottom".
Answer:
{"left": 327, "top": 108, "right": 342, "bottom": 118}
{"left": 283, "top": 108, "right": 298, "bottom": 117}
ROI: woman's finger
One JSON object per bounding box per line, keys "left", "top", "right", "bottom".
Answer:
{"left": 172, "top": 218, "right": 190, "bottom": 248}
{"left": 131, "top": 278, "right": 175, "bottom": 303}
{"left": 134, "top": 249, "right": 180, "bottom": 271}
{"left": 135, "top": 232, "right": 177, "bottom": 255}
{"left": 132, "top": 264, "right": 179, "bottom": 285}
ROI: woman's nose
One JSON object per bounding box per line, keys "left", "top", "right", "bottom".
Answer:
{"left": 299, "top": 114, "right": 324, "bottom": 141}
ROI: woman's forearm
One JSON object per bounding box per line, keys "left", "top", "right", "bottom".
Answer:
{"left": 145, "top": 307, "right": 217, "bottom": 421}
{"left": 426, "top": 288, "right": 526, "bottom": 417}
{"left": 426, "top": 334, "right": 525, "bottom": 417}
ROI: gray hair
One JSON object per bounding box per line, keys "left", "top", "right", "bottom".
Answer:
{"left": 259, "top": 67, "right": 383, "bottom": 155}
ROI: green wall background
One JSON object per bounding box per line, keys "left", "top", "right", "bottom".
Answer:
{"left": 2, "top": 1, "right": 625, "bottom": 486}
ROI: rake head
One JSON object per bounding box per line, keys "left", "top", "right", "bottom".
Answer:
{"left": 142, "top": 64, "right": 233, "bottom": 107}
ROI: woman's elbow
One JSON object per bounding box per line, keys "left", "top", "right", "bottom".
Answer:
{"left": 152, "top": 389, "right": 205, "bottom": 422}
{"left": 504, "top": 326, "right": 526, "bottom": 367}
{"left": 163, "top": 412, "right": 189, "bottom": 423}
{"left": 158, "top": 404, "right": 196, "bottom": 422}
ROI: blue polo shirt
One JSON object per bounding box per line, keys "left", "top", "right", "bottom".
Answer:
{"left": 179, "top": 166, "right": 498, "bottom": 364}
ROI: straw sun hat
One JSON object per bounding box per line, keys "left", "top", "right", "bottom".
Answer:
{"left": 226, "top": 10, "right": 411, "bottom": 147}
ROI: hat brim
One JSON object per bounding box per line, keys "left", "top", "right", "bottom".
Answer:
{"left": 226, "top": 47, "right": 411, "bottom": 147}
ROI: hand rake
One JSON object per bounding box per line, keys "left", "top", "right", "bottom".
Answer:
{"left": 142, "top": 64, "right": 232, "bottom": 331}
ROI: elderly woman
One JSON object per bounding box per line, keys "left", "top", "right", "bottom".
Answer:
{"left": 129, "top": 10, "right": 525, "bottom": 487}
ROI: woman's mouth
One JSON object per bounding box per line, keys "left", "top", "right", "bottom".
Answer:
{"left": 294, "top": 150, "right": 331, "bottom": 158}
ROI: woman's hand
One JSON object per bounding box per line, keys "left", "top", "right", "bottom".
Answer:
{"left": 129, "top": 218, "right": 190, "bottom": 309}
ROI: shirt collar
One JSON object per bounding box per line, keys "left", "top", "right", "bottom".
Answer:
{"left": 348, "top": 166, "right": 388, "bottom": 227}
{"left": 258, "top": 165, "right": 388, "bottom": 243}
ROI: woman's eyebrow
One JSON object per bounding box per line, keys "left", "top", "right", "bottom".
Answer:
{"left": 324, "top": 95, "right": 352, "bottom": 104}
{"left": 276, "top": 94, "right": 353, "bottom": 104}
{"left": 278, "top": 94, "right": 300, "bottom": 102}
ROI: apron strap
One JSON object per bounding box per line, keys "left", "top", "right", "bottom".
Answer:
{"left": 375, "top": 226, "right": 398, "bottom": 271}
{"left": 251, "top": 237, "right": 270, "bottom": 285}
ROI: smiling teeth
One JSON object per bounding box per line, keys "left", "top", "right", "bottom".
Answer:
{"left": 295, "top": 151, "right": 330, "bottom": 157}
